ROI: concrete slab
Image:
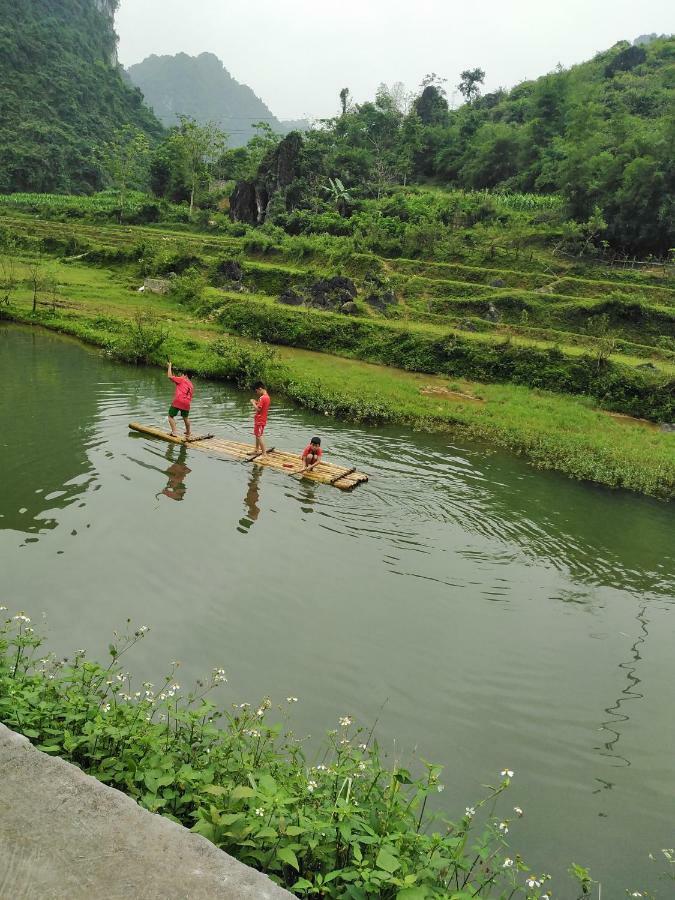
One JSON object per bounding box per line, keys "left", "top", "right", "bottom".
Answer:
{"left": 0, "top": 724, "right": 293, "bottom": 899}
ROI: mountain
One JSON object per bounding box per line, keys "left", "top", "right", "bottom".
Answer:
{"left": 0, "top": 0, "right": 163, "bottom": 194}
{"left": 127, "top": 52, "right": 291, "bottom": 147}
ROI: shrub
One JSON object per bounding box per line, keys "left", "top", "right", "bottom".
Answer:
{"left": 214, "top": 300, "right": 675, "bottom": 421}
{"left": 170, "top": 269, "right": 207, "bottom": 307}
{"left": 111, "top": 310, "right": 169, "bottom": 364}
{"left": 210, "top": 336, "right": 280, "bottom": 387}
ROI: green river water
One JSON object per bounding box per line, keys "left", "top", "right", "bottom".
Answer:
{"left": 2, "top": 324, "right": 674, "bottom": 894}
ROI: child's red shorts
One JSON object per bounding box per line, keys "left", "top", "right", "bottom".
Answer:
{"left": 254, "top": 422, "right": 266, "bottom": 437}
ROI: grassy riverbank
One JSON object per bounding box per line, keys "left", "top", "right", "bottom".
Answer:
{"left": 1, "top": 209, "right": 674, "bottom": 498}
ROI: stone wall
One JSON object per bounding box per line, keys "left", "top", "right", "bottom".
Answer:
{"left": 0, "top": 723, "right": 292, "bottom": 900}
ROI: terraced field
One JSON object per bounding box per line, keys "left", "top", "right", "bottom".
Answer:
{"left": 1, "top": 209, "right": 674, "bottom": 495}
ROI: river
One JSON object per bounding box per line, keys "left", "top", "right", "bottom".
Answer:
{"left": 2, "top": 323, "right": 674, "bottom": 894}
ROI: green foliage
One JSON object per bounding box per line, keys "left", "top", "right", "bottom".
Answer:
{"left": 110, "top": 309, "right": 169, "bottom": 364}
{"left": 210, "top": 336, "right": 280, "bottom": 387}
{"left": 0, "top": 0, "right": 163, "bottom": 194}
{"left": 0, "top": 612, "right": 587, "bottom": 898}
{"left": 214, "top": 299, "right": 675, "bottom": 421}
{"left": 169, "top": 269, "right": 207, "bottom": 307}
{"left": 0, "top": 190, "right": 163, "bottom": 223}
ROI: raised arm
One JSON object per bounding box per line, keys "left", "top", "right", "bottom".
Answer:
{"left": 167, "top": 360, "right": 173, "bottom": 378}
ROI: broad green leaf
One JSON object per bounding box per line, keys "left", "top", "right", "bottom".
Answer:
{"left": 376, "top": 848, "right": 401, "bottom": 874}
{"left": 231, "top": 785, "right": 255, "bottom": 799}
{"left": 277, "top": 847, "right": 300, "bottom": 871}
{"left": 202, "top": 784, "right": 228, "bottom": 796}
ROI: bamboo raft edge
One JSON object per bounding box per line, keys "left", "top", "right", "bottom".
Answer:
{"left": 128, "top": 423, "right": 369, "bottom": 490}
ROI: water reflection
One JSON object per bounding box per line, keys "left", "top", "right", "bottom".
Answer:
{"left": 158, "top": 446, "right": 191, "bottom": 503}
{"left": 594, "top": 605, "right": 649, "bottom": 774}
{"left": 238, "top": 468, "right": 262, "bottom": 533}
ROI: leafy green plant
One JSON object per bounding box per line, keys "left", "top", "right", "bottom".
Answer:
{"left": 1, "top": 610, "right": 598, "bottom": 899}
{"left": 111, "top": 310, "right": 169, "bottom": 364}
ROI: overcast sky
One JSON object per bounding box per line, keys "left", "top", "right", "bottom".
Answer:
{"left": 116, "top": 1, "right": 673, "bottom": 121}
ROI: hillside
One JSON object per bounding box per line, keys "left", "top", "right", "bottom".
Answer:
{"left": 127, "top": 52, "right": 286, "bottom": 147}
{"left": 216, "top": 36, "right": 673, "bottom": 254}
{"left": 0, "top": 0, "right": 163, "bottom": 194}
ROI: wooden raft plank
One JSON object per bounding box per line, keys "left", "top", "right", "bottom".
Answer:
{"left": 128, "top": 423, "right": 368, "bottom": 490}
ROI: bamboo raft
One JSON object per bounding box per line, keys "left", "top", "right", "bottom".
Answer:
{"left": 128, "top": 423, "right": 368, "bottom": 490}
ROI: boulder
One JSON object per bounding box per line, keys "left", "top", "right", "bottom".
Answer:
{"left": 278, "top": 289, "right": 303, "bottom": 306}
{"left": 340, "top": 301, "right": 359, "bottom": 315}
{"left": 484, "top": 302, "right": 501, "bottom": 323}
{"left": 660, "top": 423, "right": 675, "bottom": 433}
{"left": 636, "top": 362, "right": 658, "bottom": 371}
{"left": 229, "top": 180, "right": 262, "bottom": 226}
{"left": 143, "top": 278, "right": 171, "bottom": 295}
{"left": 219, "top": 260, "right": 243, "bottom": 282}
{"left": 489, "top": 277, "right": 506, "bottom": 288}
{"left": 366, "top": 290, "right": 396, "bottom": 311}
{"left": 308, "top": 276, "right": 357, "bottom": 310}
{"left": 310, "top": 276, "right": 357, "bottom": 300}
{"left": 459, "top": 318, "right": 479, "bottom": 332}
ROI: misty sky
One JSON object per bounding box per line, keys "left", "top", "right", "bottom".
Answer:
{"left": 116, "top": 0, "right": 673, "bottom": 121}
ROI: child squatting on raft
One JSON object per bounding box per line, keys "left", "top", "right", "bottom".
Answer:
{"left": 250, "top": 381, "right": 270, "bottom": 455}
{"left": 290, "top": 436, "right": 323, "bottom": 476}
{"left": 167, "top": 361, "right": 193, "bottom": 440}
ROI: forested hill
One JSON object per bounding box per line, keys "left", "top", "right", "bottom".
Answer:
{"left": 408, "top": 36, "right": 674, "bottom": 252}
{"left": 127, "top": 52, "right": 286, "bottom": 147}
{"left": 0, "top": 0, "right": 163, "bottom": 194}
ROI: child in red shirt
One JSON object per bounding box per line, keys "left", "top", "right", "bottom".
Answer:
{"left": 291, "top": 437, "right": 322, "bottom": 475}
{"left": 250, "top": 381, "right": 270, "bottom": 455}
{"left": 167, "top": 360, "right": 193, "bottom": 440}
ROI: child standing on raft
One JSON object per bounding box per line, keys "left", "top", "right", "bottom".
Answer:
{"left": 250, "top": 381, "right": 270, "bottom": 455}
{"left": 167, "top": 361, "right": 193, "bottom": 440}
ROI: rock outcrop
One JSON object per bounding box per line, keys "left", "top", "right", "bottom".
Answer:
{"left": 230, "top": 132, "right": 303, "bottom": 226}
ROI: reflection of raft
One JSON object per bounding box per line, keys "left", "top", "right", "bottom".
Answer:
{"left": 129, "top": 423, "right": 369, "bottom": 490}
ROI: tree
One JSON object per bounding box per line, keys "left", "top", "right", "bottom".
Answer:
{"left": 173, "top": 116, "right": 228, "bottom": 218}
{"left": 414, "top": 86, "right": 448, "bottom": 126}
{"left": 339, "top": 87, "right": 351, "bottom": 117}
{"left": 99, "top": 125, "right": 151, "bottom": 221}
{"left": 458, "top": 68, "right": 486, "bottom": 103}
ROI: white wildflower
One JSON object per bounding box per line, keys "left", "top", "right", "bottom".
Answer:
{"left": 314, "top": 764, "right": 328, "bottom": 772}
{"left": 255, "top": 807, "right": 265, "bottom": 817}
{"left": 513, "top": 806, "right": 523, "bottom": 816}
{"left": 465, "top": 807, "right": 475, "bottom": 818}
{"left": 0, "top": 606, "right": 7, "bottom": 611}
{"left": 631, "top": 893, "right": 643, "bottom": 898}
{"left": 358, "top": 743, "right": 368, "bottom": 751}
{"left": 307, "top": 780, "right": 318, "bottom": 793}
{"left": 212, "top": 668, "right": 227, "bottom": 683}
{"left": 101, "top": 703, "right": 111, "bottom": 713}
{"left": 13, "top": 614, "right": 31, "bottom": 624}
{"left": 339, "top": 716, "right": 353, "bottom": 727}
{"left": 526, "top": 878, "right": 541, "bottom": 889}
{"left": 499, "top": 821, "right": 509, "bottom": 834}
{"left": 286, "top": 696, "right": 298, "bottom": 703}
{"left": 243, "top": 729, "right": 261, "bottom": 738}
{"left": 501, "top": 768, "right": 514, "bottom": 778}
{"left": 502, "top": 858, "right": 514, "bottom": 868}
